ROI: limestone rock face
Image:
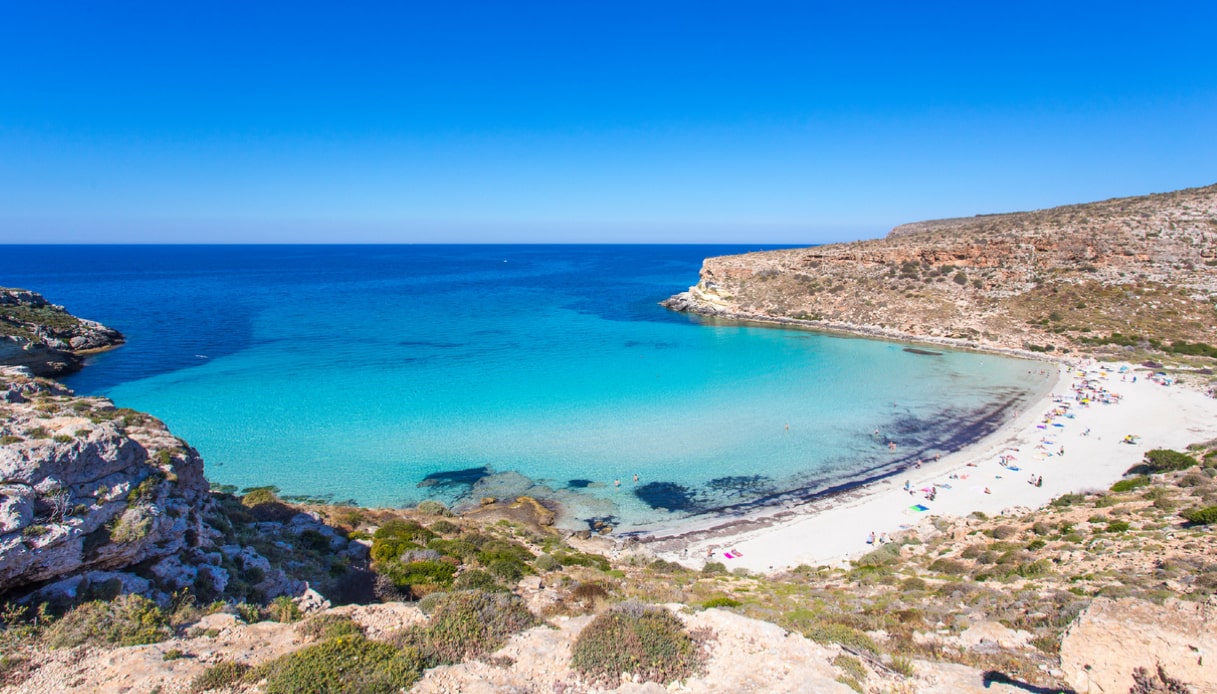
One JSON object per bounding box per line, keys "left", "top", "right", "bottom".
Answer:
{"left": 0, "top": 288, "right": 125, "bottom": 376}
{"left": 1059, "top": 597, "right": 1217, "bottom": 693}
{"left": 0, "top": 368, "right": 213, "bottom": 597}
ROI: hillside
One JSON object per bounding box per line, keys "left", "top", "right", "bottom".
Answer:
{"left": 665, "top": 183, "right": 1217, "bottom": 359}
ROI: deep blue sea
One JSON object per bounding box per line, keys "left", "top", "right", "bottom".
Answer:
{"left": 1, "top": 245, "right": 1048, "bottom": 532}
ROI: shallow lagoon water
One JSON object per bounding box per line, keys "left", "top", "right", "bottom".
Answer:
{"left": 1, "top": 245, "right": 1047, "bottom": 531}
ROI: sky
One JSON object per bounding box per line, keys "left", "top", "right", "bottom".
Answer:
{"left": 1, "top": 1, "right": 1215, "bottom": 244}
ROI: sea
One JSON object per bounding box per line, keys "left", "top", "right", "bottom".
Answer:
{"left": 1, "top": 245, "right": 1051, "bottom": 533}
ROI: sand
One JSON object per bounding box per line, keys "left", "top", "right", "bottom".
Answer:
{"left": 652, "top": 361, "right": 1217, "bottom": 573}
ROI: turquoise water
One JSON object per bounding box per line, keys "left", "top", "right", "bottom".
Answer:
{"left": 1, "top": 245, "right": 1046, "bottom": 531}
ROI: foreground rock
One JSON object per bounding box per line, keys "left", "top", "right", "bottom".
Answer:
{"left": 1061, "top": 597, "right": 1217, "bottom": 693}
{"left": 0, "top": 367, "right": 320, "bottom": 607}
{"left": 0, "top": 288, "right": 124, "bottom": 376}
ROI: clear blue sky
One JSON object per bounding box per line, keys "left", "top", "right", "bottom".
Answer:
{"left": 2, "top": 1, "right": 1215, "bottom": 243}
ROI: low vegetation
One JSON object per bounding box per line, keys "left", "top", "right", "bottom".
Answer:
{"left": 570, "top": 601, "right": 706, "bottom": 686}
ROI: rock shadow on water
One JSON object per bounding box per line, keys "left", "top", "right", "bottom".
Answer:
{"left": 634, "top": 481, "right": 704, "bottom": 513}
{"left": 417, "top": 466, "right": 491, "bottom": 490}
{"left": 567, "top": 479, "right": 595, "bottom": 489}
{"left": 705, "top": 475, "right": 775, "bottom": 499}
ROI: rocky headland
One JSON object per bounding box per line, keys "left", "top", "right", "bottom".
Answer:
{"left": 664, "top": 183, "right": 1217, "bottom": 361}
{"left": 0, "top": 288, "right": 125, "bottom": 376}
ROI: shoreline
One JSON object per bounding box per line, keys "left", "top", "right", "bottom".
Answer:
{"left": 613, "top": 377, "right": 1052, "bottom": 539}
{"left": 636, "top": 358, "right": 1217, "bottom": 573}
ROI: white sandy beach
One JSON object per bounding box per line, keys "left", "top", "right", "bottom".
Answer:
{"left": 654, "top": 361, "right": 1217, "bottom": 574}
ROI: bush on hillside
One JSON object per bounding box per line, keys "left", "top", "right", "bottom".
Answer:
{"left": 46, "top": 594, "right": 171, "bottom": 648}
{"left": 1111, "top": 476, "right": 1151, "bottom": 492}
{"left": 190, "top": 660, "right": 250, "bottom": 693}
{"left": 1181, "top": 506, "right": 1217, "bottom": 525}
{"left": 396, "top": 590, "right": 537, "bottom": 667}
{"left": 1130, "top": 449, "right": 1197, "bottom": 475}
{"left": 570, "top": 601, "right": 703, "bottom": 686}
{"left": 254, "top": 635, "right": 423, "bottom": 694}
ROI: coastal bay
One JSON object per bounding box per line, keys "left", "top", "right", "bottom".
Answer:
{"left": 2, "top": 245, "right": 1049, "bottom": 534}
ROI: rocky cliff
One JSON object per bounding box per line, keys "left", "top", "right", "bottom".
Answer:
{"left": 0, "top": 366, "right": 365, "bottom": 609}
{"left": 0, "top": 288, "right": 125, "bottom": 376}
{"left": 665, "top": 183, "right": 1217, "bottom": 356}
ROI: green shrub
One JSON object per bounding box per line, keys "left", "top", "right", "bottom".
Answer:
{"left": 381, "top": 560, "right": 457, "bottom": 596}
{"left": 451, "top": 569, "right": 505, "bottom": 592}
{"left": 297, "top": 614, "right": 365, "bottom": 641}
{"left": 929, "top": 558, "right": 969, "bottom": 576}
{"left": 415, "top": 500, "right": 450, "bottom": 516}
{"left": 416, "top": 592, "right": 447, "bottom": 615}
{"left": 1111, "top": 476, "right": 1150, "bottom": 492}
{"left": 190, "top": 660, "right": 251, "bottom": 692}
{"left": 804, "top": 622, "right": 879, "bottom": 654}
{"left": 570, "top": 602, "right": 703, "bottom": 686}
{"left": 47, "top": 594, "right": 171, "bottom": 648}
{"left": 647, "top": 559, "right": 686, "bottom": 573}
{"left": 533, "top": 553, "right": 561, "bottom": 572}
{"left": 1181, "top": 506, "right": 1217, "bottom": 525}
{"left": 890, "top": 655, "right": 915, "bottom": 677}
{"left": 1025, "top": 539, "right": 1046, "bottom": 551}
{"left": 162, "top": 648, "right": 185, "bottom": 661}
{"left": 269, "top": 596, "right": 302, "bottom": 623}
{"left": 854, "top": 543, "right": 900, "bottom": 568}
{"left": 52, "top": 434, "right": 73, "bottom": 443}
{"left": 0, "top": 435, "right": 23, "bottom": 444}
{"left": 428, "top": 520, "right": 460, "bottom": 535}
{"left": 370, "top": 537, "right": 421, "bottom": 564}
{"left": 1140, "top": 449, "right": 1197, "bottom": 474}
{"left": 1051, "top": 493, "right": 1085, "bottom": 508}
{"left": 1105, "top": 520, "right": 1131, "bottom": 533}
{"left": 426, "top": 538, "right": 479, "bottom": 561}
{"left": 554, "top": 551, "right": 610, "bottom": 572}
{"left": 399, "top": 590, "right": 537, "bottom": 667}
{"left": 255, "top": 636, "right": 423, "bottom": 694}
{"left": 109, "top": 509, "right": 152, "bottom": 543}
{"left": 374, "top": 519, "right": 437, "bottom": 545}
{"left": 701, "top": 562, "right": 726, "bottom": 575}
{"left": 990, "top": 525, "right": 1019, "bottom": 540}
{"left": 701, "top": 596, "right": 742, "bottom": 609}
{"left": 241, "top": 487, "right": 280, "bottom": 507}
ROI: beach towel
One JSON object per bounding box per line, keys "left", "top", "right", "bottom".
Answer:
{"left": 723, "top": 552, "right": 735, "bottom": 559}
{"left": 1052, "top": 423, "right": 1065, "bottom": 428}
{"left": 910, "top": 504, "right": 930, "bottom": 512}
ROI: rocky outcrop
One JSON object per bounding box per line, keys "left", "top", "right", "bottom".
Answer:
{"left": 0, "top": 366, "right": 321, "bottom": 607}
{"left": 0, "top": 288, "right": 124, "bottom": 376}
{"left": 664, "top": 183, "right": 1217, "bottom": 355}
{"left": 1060, "top": 597, "right": 1216, "bottom": 693}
